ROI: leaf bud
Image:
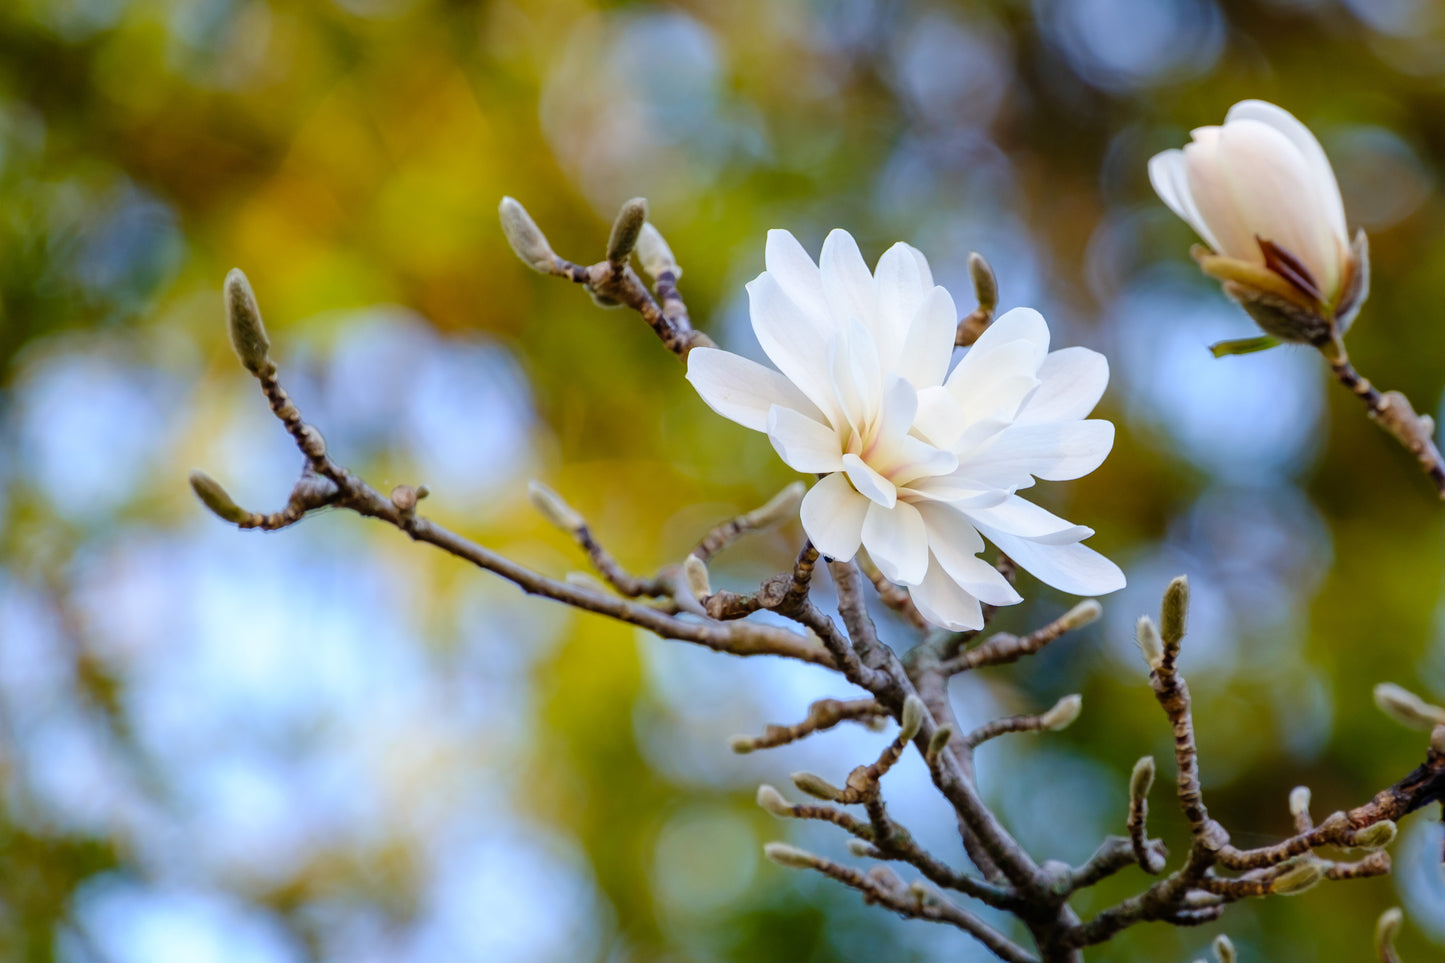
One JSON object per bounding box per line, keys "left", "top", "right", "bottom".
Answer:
{"left": 1373, "top": 682, "right": 1445, "bottom": 731}
{"left": 498, "top": 196, "right": 557, "bottom": 273}
{"left": 1130, "top": 756, "right": 1156, "bottom": 802}
{"left": 900, "top": 695, "right": 927, "bottom": 742}
{"left": 927, "top": 725, "right": 953, "bottom": 761}
{"left": 791, "top": 771, "right": 843, "bottom": 801}
{"left": 1041, "top": 694, "right": 1082, "bottom": 732}
{"left": 1136, "top": 615, "right": 1164, "bottom": 668}
{"left": 968, "top": 252, "right": 997, "bottom": 313}
{"left": 189, "top": 469, "right": 249, "bottom": 524}
{"left": 755, "top": 784, "right": 794, "bottom": 819}
{"left": 224, "top": 269, "right": 271, "bottom": 374}
{"left": 1212, "top": 934, "right": 1236, "bottom": 963}
{"left": 682, "top": 554, "right": 712, "bottom": 601}
{"left": 1288, "top": 785, "right": 1311, "bottom": 819}
{"left": 1269, "top": 859, "right": 1324, "bottom": 895}
{"left": 727, "top": 734, "right": 756, "bottom": 755}
{"left": 1059, "top": 598, "right": 1103, "bottom": 631}
{"left": 607, "top": 197, "right": 648, "bottom": 263}
{"left": 636, "top": 222, "right": 682, "bottom": 279}
{"left": 1161, "top": 575, "right": 1189, "bottom": 652}
{"left": 1376, "top": 907, "right": 1404, "bottom": 959}
{"left": 763, "top": 842, "right": 815, "bottom": 869}
{"left": 527, "top": 481, "right": 585, "bottom": 534}
{"left": 1352, "top": 819, "right": 1397, "bottom": 851}
{"left": 846, "top": 838, "right": 876, "bottom": 858}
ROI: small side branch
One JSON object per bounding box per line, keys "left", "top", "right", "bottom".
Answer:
{"left": 1324, "top": 345, "right": 1445, "bottom": 499}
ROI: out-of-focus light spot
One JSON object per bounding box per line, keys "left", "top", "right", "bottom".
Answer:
{"left": 13, "top": 349, "right": 181, "bottom": 520}
{"left": 1399, "top": 818, "right": 1445, "bottom": 942}
{"left": 1112, "top": 272, "right": 1324, "bottom": 482}
{"left": 70, "top": 879, "right": 305, "bottom": 963}
{"left": 67, "top": 185, "right": 185, "bottom": 309}
{"left": 653, "top": 804, "right": 757, "bottom": 919}
{"left": 1329, "top": 125, "right": 1433, "bottom": 231}
{"left": 888, "top": 12, "right": 1010, "bottom": 130}
{"left": 1341, "top": 0, "right": 1440, "bottom": 36}
{"left": 1035, "top": 0, "right": 1224, "bottom": 92}
{"left": 330, "top": 0, "right": 419, "bottom": 19}
{"left": 19, "top": 0, "right": 129, "bottom": 42}
{"left": 989, "top": 748, "right": 1114, "bottom": 864}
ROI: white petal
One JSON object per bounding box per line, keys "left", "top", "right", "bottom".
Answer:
{"left": 764, "top": 229, "right": 830, "bottom": 325}
{"left": 909, "top": 557, "right": 986, "bottom": 631}
{"left": 914, "top": 502, "right": 1022, "bottom": 606}
{"left": 945, "top": 339, "right": 1042, "bottom": 427}
{"left": 1148, "top": 148, "right": 1223, "bottom": 253}
{"left": 963, "top": 307, "right": 1051, "bottom": 365}
{"left": 962, "top": 495, "right": 1092, "bottom": 545}
{"left": 913, "top": 386, "right": 964, "bottom": 449}
{"left": 904, "top": 474, "right": 1011, "bottom": 509}
{"left": 819, "top": 229, "right": 876, "bottom": 329}
{"left": 1016, "top": 347, "right": 1109, "bottom": 424}
{"left": 973, "top": 527, "right": 1126, "bottom": 597}
{"left": 829, "top": 319, "right": 884, "bottom": 436}
{"left": 1225, "top": 99, "right": 1348, "bottom": 245}
{"left": 896, "top": 285, "right": 958, "bottom": 390}
{"left": 873, "top": 375, "right": 919, "bottom": 449}
{"left": 842, "top": 453, "right": 896, "bottom": 508}
{"left": 799, "top": 472, "right": 869, "bottom": 560}
{"left": 1180, "top": 126, "right": 1256, "bottom": 262}
{"left": 885, "top": 435, "right": 959, "bottom": 488}
{"left": 686, "top": 347, "right": 822, "bottom": 432}
{"left": 873, "top": 242, "right": 928, "bottom": 365}
{"left": 862, "top": 499, "right": 929, "bottom": 585}
{"left": 965, "top": 420, "right": 1115, "bottom": 483}
{"left": 748, "top": 273, "right": 838, "bottom": 420}
{"left": 767, "top": 405, "right": 844, "bottom": 473}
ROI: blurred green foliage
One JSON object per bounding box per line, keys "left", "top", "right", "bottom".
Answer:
{"left": 4, "top": 1, "right": 1445, "bottom": 961}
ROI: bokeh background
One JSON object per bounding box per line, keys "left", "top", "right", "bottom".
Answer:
{"left": 3, "top": 0, "right": 1445, "bottom": 960}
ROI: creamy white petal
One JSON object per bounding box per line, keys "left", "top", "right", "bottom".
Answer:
{"left": 862, "top": 499, "right": 929, "bottom": 585}
{"left": 909, "top": 556, "right": 986, "bottom": 631}
{"left": 766, "top": 405, "right": 844, "bottom": 473}
{"left": 913, "top": 386, "right": 963, "bottom": 448}
{"left": 764, "top": 229, "right": 830, "bottom": 325}
{"left": 842, "top": 453, "right": 896, "bottom": 508}
{"left": 829, "top": 319, "right": 884, "bottom": 436}
{"left": 972, "top": 526, "right": 1126, "bottom": 596}
{"left": 1224, "top": 99, "right": 1348, "bottom": 245}
{"left": 885, "top": 435, "right": 959, "bottom": 488}
{"left": 962, "top": 495, "right": 1092, "bottom": 545}
{"left": 965, "top": 420, "right": 1115, "bottom": 483}
{"left": 800, "top": 472, "right": 869, "bottom": 560}
{"left": 896, "top": 285, "right": 958, "bottom": 390}
{"left": 964, "top": 306, "right": 1051, "bottom": 365}
{"left": 1016, "top": 347, "right": 1108, "bottom": 424}
{"left": 1148, "top": 148, "right": 1223, "bottom": 253}
{"left": 748, "top": 272, "right": 838, "bottom": 420}
{"left": 820, "top": 229, "right": 876, "bottom": 330}
{"left": 873, "top": 375, "right": 920, "bottom": 450}
{"left": 873, "top": 242, "right": 927, "bottom": 365}
{"left": 945, "top": 339, "right": 1042, "bottom": 427}
{"left": 914, "top": 501, "right": 1022, "bottom": 606}
{"left": 1181, "top": 127, "right": 1257, "bottom": 262}
{"left": 904, "top": 474, "right": 1012, "bottom": 508}
{"left": 686, "top": 347, "right": 823, "bottom": 432}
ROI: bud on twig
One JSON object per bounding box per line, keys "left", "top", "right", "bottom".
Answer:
{"left": 846, "top": 838, "right": 877, "bottom": 858}
{"left": 682, "top": 554, "right": 712, "bottom": 601}
{"left": 607, "top": 197, "right": 648, "bottom": 263}
{"left": 792, "top": 771, "right": 844, "bottom": 801}
{"left": 927, "top": 725, "right": 953, "bottom": 763}
{"left": 1130, "top": 756, "right": 1156, "bottom": 802}
{"left": 900, "top": 695, "right": 927, "bottom": 742}
{"left": 1136, "top": 616, "right": 1164, "bottom": 669}
{"left": 189, "top": 469, "right": 250, "bottom": 524}
{"left": 1270, "top": 859, "right": 1324, "bottom": 895}
{"left": 1352, "top": 819, "right": 1397, "bottom": 851}
{"left": 969, "top": 252, "right": 997, "bottom": 314}
{"left": 1161, "top": 575, "right": 1189, "bottom": 654}
{"left": 527, "top": 481, "right": 585, "bottom": 534}
{"left": 1376, "top": 907, "right": 1403, "bottom": 961}
{"left": 1289, "top": 786, "right": 1311, "bottom": 819}
{"left": 763, "top": 841, "right": 816, "bottom": 869}
{"left": 756, "top": 784, "right": 794, "bottom": 818}
{"left": 224, "top": 269, "right": 271, "bottom": 374}
{"left": 1213, "top": 934, "right": 1236, "bottom": 963}
{"left": 498, "top": 197, "right": 558, "bottom": 273}
{"left": 1433, "top": 725, "right": 1445, "bottom": 756}
{"left": 636, "top": 222, "right": 682, "bottom": 279}
{"left": 1059, "top": 599, "right": 1103, "bottom": 631}
{"left": 1041, "top": 694, "right": 1083, "bottom": 731}
{"left": 1373, "top": 682, "right": 1445, "bottom": 731}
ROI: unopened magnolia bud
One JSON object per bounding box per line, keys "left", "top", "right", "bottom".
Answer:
{"left": 1041, "top": 694, "right": 1082, "bottom": 731}
{"left": 791, "top": 771, "right": 843, "bottom": 801}
{"left": 1212, "top": 934, "right": 1236, "bottom": 963}
{"left": 189, "top": 470, "right": 249, "bottom": 524}
{"left": 1288, "top": 786, "right": 1311, "bottom": 818}
{"left": 224, "top": 269, "right": 271, "bottom": 374}
{"left": 527, "top": 481, "right": 585, "bottom": 533}
{"left": 968, "top": 252, "right": 997, "bottom": 312}
{"left": 1130, "top": 756, "right": 1155, "bottom": 801}
{"left": 636, "top": 222, "right": 682, "bottom": 279}
{"left": 1353, "top": 819, "right": 1397, "bottom": 851}
{"left": 1161, "top": 575, "right": 1189, "bottom": 651}
{"left": 728, "top": 734, "right": 755, "bottom": 755}
{"left": 927, "top": 725, "right": 953, "bottom": 760}
{"left": 1373, "top": 682, "right": 1445, "bottom": 730}
{"left": 763, "top": 842, "right": 814, "bottom": 869}
{"left": 499, "top": 196, "right": 557, "bottom": 273}
{"left": 607, "top": 197, "right": 648, "bottom": 263}
{"left": 1433, "top": 725, "right": 1445, "bottom": 756}
{"left": 682, "top": 554, "right": 712, "bottom": 601}
{"left": 846, "top": 838, "right": 876, "bottom": 858}
{"left": 866, "top": 864, "right": 904, "bottom": 894}
{"left": 900, "top": 695, "right": 927, "bottom": 742}
{"left": 1270, "top": 859, "right": 1324, "bottom": 895}
{"left": 1136, "top": 616, "right": 1164, "bottom": 668}
{"left": 746, "top": 482, "right": 806, "bottom": 529}
{"left": 755, "top": 784, "right": 794, "bottom": 818}
{"left": 1376, "top": 907, "right": 1404, "bottom": 958}
{"left": 1059, "top": 598, "right": 1103, "bottom": 631}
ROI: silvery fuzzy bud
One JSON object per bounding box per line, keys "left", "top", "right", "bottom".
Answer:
{"left": 189, "top": 470, "right": 249, "bottom": 524}
{"left": 1352, "top": 819, "right": 1397, "bottom": 851}
{"left": 763, "top": 842, "right": 814, "bottom": 869}
{"left": 900, "top": 695, "right": 927, "bottom": 742}
{"left": 1130, "top": 756, "right": 1156, "bottom": 801}
{"left": 682, "top": 554, "right": 712, "bottom": 601}
{"left": 224, "top": 269, "right": 271, "bottom": 374}
{"left": 1149, "top": 100, "right": 1367, "bottom": 345}
{"left": 1373, "top": 682, "right": 1445, "bottom": 730}
{"left": 1041, "top": 694, "right": 1082, "bottom": 731}
{"left": 927, "top": 725, "right": 953, "bottom": 761}
{"left": 1269, "top": 859, "right": 1324, "bottom": 895}
{"left": 1288, "top": 785, "right": 1311, "bottom": 819}
{"left": 1136, "top": 616, "right": 1164, "bottom": 668}
{"left": 607, "top": 197, "right": 648, "bottom": 263}
{"left": 755, "top": 784, "right": 794, "bottom": 818}
{"left": 1161, "top": 575, "right": 1189, "bottom": 652}
{"left": 499, "top": 196, "right": 558, "bottom": 273}
{"left": 968, "top": 252, "right": 997, "bottom": 313}
{"left": 791, "top": 771, "right": 844, "bottom": 801}
{"left": 1059, "top": 599, "right": 1103, "bottom": 631}
{"left": 1212, "top": 934, "right": 1236, "bottom": 963}
{"left": 527, "top": 481, "right": 585, "bottom": 534}
{"left": 1376, "top": 907, "right": 1403, "bottom": 959}
{"left": 636, "top": 222, "right": 682, "bottom": 280}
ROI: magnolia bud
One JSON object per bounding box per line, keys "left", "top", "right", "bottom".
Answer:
{"left": 900, "top": 695, "right": 927, "bottom": 742}
{"left": 1059, "top": 598, "right": 1103, "bottom": 631}
{"left": 1376, "top": 907, "right": 1404, "bottom": 959}
{"left": 499, "top": 197, "right": 557, "bottom": 273}
{"left": 224, "top": 269, "right": 271, "bottom": 374}
{"left": 607, "top": 197, "right": 648, "bottom": 263}
{"left": 1373, "top": 682, "right": 1445, "bottom": 730}
{"left": 968, "top": 252, "right": 997, "bottom": 313}
{"left": 728, "top": 735, "right": 755, "bottom": 755}
{"left": 1270, "top": 859, "right": 1324, "bottom": 895}
{"left": 1130, "top": 756, "right": 1156, "bottom": 802}
{"left": 1288, "top": 786, "right": 1311, "bottom": 819}
{"left": 755, "top": 784, "right": 794, "bottom": 819}
{"left": 1160, "top": 575, "right": 1188, "bottom": 653}
{"left": 927, "top": 725, "right": 953, "bottom": 761}
{"left": 527, "top": 481, "right": 585, "bottom": 534}
{"left": 846, "top": 838, "right": 876, "bottom": 858}
{"left": 636, "top": 222, "right": 682, "bottom": 279}
{"left": 189, "top": 470, "right": 250, "bottom": 524}
{"left": 1136, "top": 616, "right": 1164, "bottom": 668}
{"left": 791, "top": 771, "right": 843, "bottom": 801}
{"left": 763, "top": 842, "right": 814, "bottom": 869}
{"left": 1041, "top": 694, "right": 1082, "bottom": 732}
{"left": 1352, "top": 819, "right": 1397, "bottom": 851}
{"left": 1212, "top": 934, "right": 1236, "bottom": 963}
{"left": 682, "top": 554, "right": 712, "bottom": 601}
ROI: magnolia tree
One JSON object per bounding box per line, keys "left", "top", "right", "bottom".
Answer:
{"left": 190, "top": 100, "right": 1445, "bottom": 962}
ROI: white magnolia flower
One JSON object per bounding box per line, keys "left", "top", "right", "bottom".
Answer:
{"left": 1148, "top": 99, "right": 1367, "bottom": 339}
{"left": 686, "top": 229, "right": 1124, "bottom": 630}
